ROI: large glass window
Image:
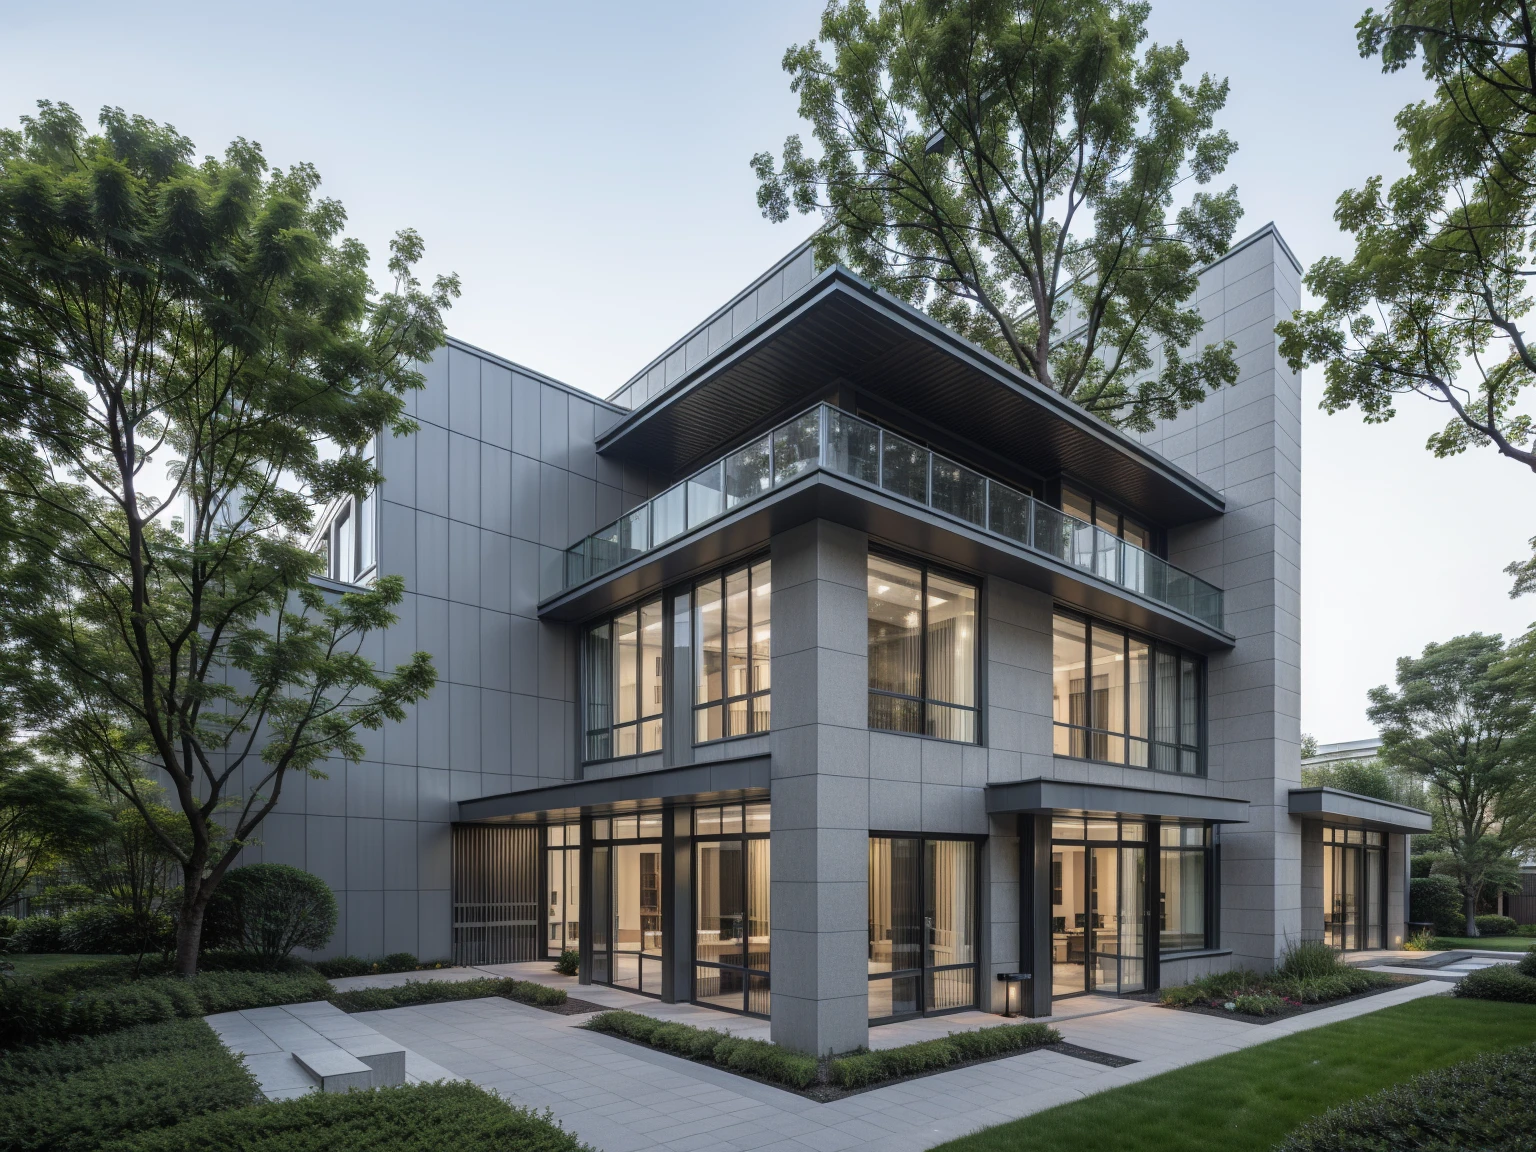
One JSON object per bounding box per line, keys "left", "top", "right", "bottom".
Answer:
{"left": 694, "top": 802, "right": 771, "bottom": 1016}
{"left": 868, "top": 555, "right": 978, "bottom": 742}
{"left": 693, "top": 560, "right": 771, "bottom": 742}
{"left": 545, "top": 823, "right": 581, "bottom": 958}
{"left": 1052, "top": 610, "right": 1202, "bottom": 773}
{"left": 1159, "top": 821, "right": 1213, "bottom": 954}
{"left": 583, "top": 598, "right": 664, "bottom": 761}
{"left": 590, "top": 813, "right": 665, "bottom": 995}
{"left": 1061, "top": 484, "right": 1152, "bottom": 550}
{"left": 1324, "top": 826, "right": 1385, "bottom": 951}
{"left": 868, "top": 836, "right": 976, "bottom": 1020}
{"left": 1050, "top": 817, "right": 1147, "bottom": 996}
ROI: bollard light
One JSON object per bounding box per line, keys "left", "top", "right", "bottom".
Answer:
{"left": 996, "top": 972, "right": 1031, "bottom": 1018}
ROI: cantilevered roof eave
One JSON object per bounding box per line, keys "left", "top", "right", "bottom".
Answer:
{"left": 1288, "top": 788, "right": 1433, "bottom": 835}
{"left": 595, "top": 266, "right": 1226, "bottom": 527}
{"left": 986, "top": 779, "right": 1250, "bottom": 824}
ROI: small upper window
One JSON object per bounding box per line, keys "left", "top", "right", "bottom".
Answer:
{"left": 693, "top": 560, "right": 772, "bottom": 742}
{"left": 867, "top": 554, "right": 978, "bottom": 742}
{"left": 313, "top": 491, "right": 376, "bottom": 585}
{"left": 584, "top": 598, "right": 665, "bottom": 761}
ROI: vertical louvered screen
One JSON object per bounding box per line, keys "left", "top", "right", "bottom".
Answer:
{"left": 452, "top": 824, "right": 539, "bottom": 965}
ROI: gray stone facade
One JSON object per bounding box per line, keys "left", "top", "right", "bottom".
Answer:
{"left": 230, "top": 223, "right": 1423, "bottom": 1056}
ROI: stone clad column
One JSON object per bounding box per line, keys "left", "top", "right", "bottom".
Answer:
{"left": 768, "top": 520, "right": 870, "bottom": 1055}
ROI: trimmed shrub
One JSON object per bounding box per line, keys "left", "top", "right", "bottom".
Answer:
{"left": 0, "top": 1018, "right": 215, "bottom": 1092}
{"left": 0, "top": 1019, "right": 260, "bottom": 1151}
{"left": 1409, "top": 854, "right": 1435, "bottom": 879}
{"left": 828, "top": 1023, "right": 1059, "bottom": 1089}
{"left": 57, "top": 905, "right": 174, "bottom": 955}
{"left": 1520, "top": 945, "right": 1536, "bottom": 978}
{"left": 584, "top": 1011, "right": 820, "bottom": 1089}
{"left": 718, "top": 1036, "right": 818, "bottom": 1088}
{"left": 1277, "top": 1042, "right": 1536, "bottom": 1152}
{"left": 1454, "top": 963, "right": 1536, "bottom": 1004}
{"left": 203, "top": 864, "right": 337, "bottom": 967}
{"left": 555, "top": 949, "right": 579, "bottom": 976}
{"left": 0, "top": 914, "right": 19, "bottom": 950}
{"left": 327, "top": 976, "right": 565, "bottom": 1013}
{"left": 10, "top": 917, "right": 61, "bottom": 954}
{"left": 1410, "top": 875, "right": 1465, "bottom": 935}
{"left": 116, "top": 1080, "right": 587, "bottom": 1152}
{"left": 313, "top": 954, "right": 371, "bottom": 978}
{"left": 1475, "top": 914, "right": 1518, "bottom": 936}
{"left": 1232, "top": 993, "right": 1287, "bottom": 1016}
{"left": 378, "top": 952, "right": 419, "bottom": 973}
{"left": 0, "top": 968, "right": 331, "bottom": 1048}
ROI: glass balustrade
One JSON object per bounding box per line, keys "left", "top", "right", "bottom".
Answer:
{"left": 559, "top": 405, "right": 1225, "bottom": 630}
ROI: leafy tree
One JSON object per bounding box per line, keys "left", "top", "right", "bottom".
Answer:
{"left": 1369, "top": 632, "right": 1536, "bottom": 935}
{"left": 1301, "top": 758, "right": 1407, "bottom": 804}
{"left": 0, "top": 744, "right": 110, "bottom": 910}
{"left": 1275, "top": 2, "right": 1536, "bottom": 592}
{"left": 752, "top": 0, "right": 1244, "bottom": 431}
{"left": 1300, "top": 732, "right": 1320, "bottom": 759}
{"left": 0, "top": 103, "right": 455, "bottom": 975}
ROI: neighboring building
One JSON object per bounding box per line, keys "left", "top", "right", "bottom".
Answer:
{"left": 256, "top": 223, "right": 1428, "bottom": 1056}
{"left": 1302, "top": 738, "right": 1383, "bottom": 768}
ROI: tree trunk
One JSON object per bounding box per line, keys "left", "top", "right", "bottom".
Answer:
{"left": 1464, "top": 890, "right": 1479, "bottom": 937}
{"left": 175, "top": 880, "right": 209, "bottom": 978}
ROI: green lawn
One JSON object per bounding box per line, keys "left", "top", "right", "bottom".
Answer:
{"left": 1429, "top": 935, "right": 1535, "bottom": 952}
{"left": 932, "top": 996, "right": 1536, "bottom": 1152}
{"left": 3, "top": 953, "right": 120, "bottom": 978}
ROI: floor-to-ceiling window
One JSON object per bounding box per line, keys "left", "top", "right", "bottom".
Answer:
{"left": 1052, "top": 609, "right": 1203, "bottom": 774}
{"left": 583, "top": 598, "right": 665, "bottom": 762}
{"left": 867, "top": 555, "right": 979, "bottom": 742}
{"left": 1050, "top": 817, "right": 1148, "bottom": 997}
{"left": 545, "top": 823, "right": 580, "bottom": 958}
{"left": 1159, "top": 820, "right": 1213, "bottom": 953}
{"left": 590, "top": 813, "right": 665, "bottom": 994}
{"left": 693, "top": 802, "right": 770, "bottom": 1016}
{"left": 692, "top": 560, "right": 772, "bottom": 743}
{"left": 868, "top": 835, "right": 977, "bottom": 1020}
{"left": 1324, "top": 827, "right": 1385, "bottom": 951}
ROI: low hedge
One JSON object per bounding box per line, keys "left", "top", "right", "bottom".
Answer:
{"left": 9, "top": 917, "right": 62, "bottom": 954}
{"left": 1453, "top": 963, "right": 1536, "bottom": 1005}
{"left": 585, "top": 1010, "right": 818, "bottom": 1089}
{"left": 0, "top": 969, "right": 331, "bottom": 1048}
{"left": 1159, "top": 957, "right": 1393, "bottom": 1014}
{"left": 0, "top": 1019, "right": 260, "bottom": 1152}
{"left": 1475, "top": 914, "right": 1518, "bottom": 937}
{"left": 328, "top": 976, "right": 566, "bottom": 1014}
{"left": 827, "top": 1022, "right": 1059, "bottom": 1089}
{"left": 115, "top": 1081, "right": 587, "bottom": 1152}
{"left": 1277, "top": 1042, "right": 1536, "bottom": 1151}
{"left": 313, "top": 953, "right": 455, "bottom": 979}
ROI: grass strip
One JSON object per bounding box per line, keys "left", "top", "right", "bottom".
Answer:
{"left": 929, "top": 997, "right": 1536, "bottom": 1152}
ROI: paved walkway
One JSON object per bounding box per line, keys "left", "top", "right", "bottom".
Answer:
{"left": 206, "top": 1001, "right": 457, "bottom": 1100}
{"left": 341, "top": 971, "right": 1450, "bottom": 1152}
{"left": 1370, "top": 949, "right": 1521, "bottom": 982}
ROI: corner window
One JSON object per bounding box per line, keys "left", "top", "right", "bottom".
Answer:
{"left": 1159, "top": 821, "right": 1213, "bottom": 953}
{"left": 583, "top": 598, "right": 664, "bottom": 761}
{"left": 867, "top": 555, "right": 978, "bottom": 742}
{"left": 313, "top": 491, "right": 376, "bottom": 585}
{"left": 868, "top": 836, "right": 976, "bottom": 1019}
{"left": 1061, "top": 484, "right": 1151, "bottom": 550}
{"left": 693, "top": 560, "right": 771, "bottom": 742}
{"left": 1052, "top": 610, "right": 1202, "bottom": 774}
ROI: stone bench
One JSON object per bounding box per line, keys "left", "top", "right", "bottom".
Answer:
{"left": 293, "top": 1045, "right": 402, "bottom": 1093}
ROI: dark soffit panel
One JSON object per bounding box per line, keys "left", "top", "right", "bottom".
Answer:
{"left": 597, "top": 269, "right": 1226, "bottom": 527}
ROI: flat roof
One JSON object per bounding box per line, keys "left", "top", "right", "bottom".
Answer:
{"left": 986, "top": 779, "right": 1250, "bottom": 824}
{"left": 1288, "top": 788, "right": 1432, "bottom": 834}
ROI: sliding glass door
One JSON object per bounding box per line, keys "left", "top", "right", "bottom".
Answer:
{"left": 868, "top": 836, "right": 976, "bottom": 1021}
{"left": 1051, "top": 818, "right": 1147, "bottom": 998}
{"left": 693, "top": 802, "right": 771, "bottom": 1016}
{"left": 591, "top": 813, "right": 664, "bottom": 995}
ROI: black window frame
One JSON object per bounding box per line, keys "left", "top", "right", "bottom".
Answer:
{"left": 1322, "top": 825, "right": 1388, "bottom": 951}
{"left": 691, "top": 557, "right": 772, "bottom": 745}
{"left": 1059, "top": 482, "right": 1155, "bottom": 553}
{"left": 1052, "top": 608, "right": 1205, "bottom": 775}
{"left": 581, "top": 595, "right": 666, "bottom": 763}
{"left": 866, "top": 551, "right": 981, "bottom": 744}
{"left": 691, "top": 801, "right": 771, "bottom": 1018}
{"left": 1157, "top": 820, "right": 1218, "bottom": 957}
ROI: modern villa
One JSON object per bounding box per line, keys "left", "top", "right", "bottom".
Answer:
{"left": 278, "top": 223, "right": 1431, "bottom": 1056}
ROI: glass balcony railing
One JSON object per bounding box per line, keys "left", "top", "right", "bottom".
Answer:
{"left": 560, "top": 405, "right": 1224, "bottom": 629}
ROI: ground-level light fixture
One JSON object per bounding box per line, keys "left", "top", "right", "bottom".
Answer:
{"left": 996, "top": 972, "right": 1031, "bottom": 1017}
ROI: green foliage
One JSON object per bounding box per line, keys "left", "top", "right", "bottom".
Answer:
{"left": 1413, "top": 874, "right": 1470, "bottom": 936}
{"left": 829, "top": 1023, "right": 1058, "bottom": 1088}
{"left": 1521, "top": 946, "right": 1536, "bottom": 978}
{"left": 1403, "top": 927, "right": 1438, "bottom": 951}
{"left": 554, "top": 949, "right": 579, "bottom": 977}
{"left": 115, "top": 1081, "right": 587, "bottom": 1152}
{"left": 1159, "top": 953, "right": 1392, "bottom": 1014}
{"left": 1477, "top": 914, "right": 1518, "bottom": 937}
{"left": 1232, "top": 994, "right": 1286, "bottom": 1017}
{"left": 326, "top": 976, "right": 565, "bottom": 1014}
{"left": 9, "top": 917, "right": 61, "bottom": 953}
{"left": 1453, "top": 963, "right": 1536, "bottom": 1005}
{"left": 1369, "top": 634, "right": 1536, "bottom": 936}
{"left": 57, "top": 905, "right": 174, "bottom": 955}
{"left": 1278, "top": 1042, "right": 1536, "bottom": 1152}
{"left": 752, "top": 0, "right": 1243, "bottom": 431}
{"left": 1410, "top": 854, "right": 1436, "bottom": 879}
{"left": 0, "top": 763, "right": 112, "bottom": 911}
{"left": 0, "top": 967, "right": 330, "bottom": 1048}
{"left": 584, "top": 1010, "right": 821, "bottom": 1089}
{"left": 203, "top": 865, "right": 336, "bottom": 966}
{"left": 0, "top": 102, "right": 454, "bottom": 975}
{"left": 0, "top": 1018, "right": 260, "bottom": 1152}
{"left": 1277, "top": 939, "right": 1347, "bottom": 981}
{"left": 0, "top": 913, "right": 17, "bottom": 949}
{"left": 1299, "top": 759, "right": 1413, "bottom": 805}
{"left": 314, "top": 952, "right": 430, "bottom": 978}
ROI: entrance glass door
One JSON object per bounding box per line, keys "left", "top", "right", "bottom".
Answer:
{"left": 1324, "top": 827, "right": 1385, "bottom": 950}
{"left": 590, "top": 813, "right": 665, "bottom": 995}
{"left": 1051, "top": 817, "right": 1147, "bottom": 998}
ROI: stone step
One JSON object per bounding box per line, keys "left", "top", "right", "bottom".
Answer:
{"left": 293, "top": 1048, "right": 376, "bottom": 1093}
{"left": 340, "top": 1036, "right": 407, "bottom": 1086}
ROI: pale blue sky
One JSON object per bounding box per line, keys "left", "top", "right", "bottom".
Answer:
{"left": 4, "top": 0, "right": 1530, "bottom": 740}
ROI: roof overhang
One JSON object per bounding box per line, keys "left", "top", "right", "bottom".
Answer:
{"left": 986, "top": 779, "right": 1250, "bottom": 824}
{"left": 456, "top": 756, "right": 770, "bottom": 824}
{"left": 537, "top": 469, "right": 1234, "bottom": 651}
{"left": 596, "top": 267, "right": 1225, "bottom": 527}
{"left": 1288, "top": 788, "right": 1432, "bottom": 835}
